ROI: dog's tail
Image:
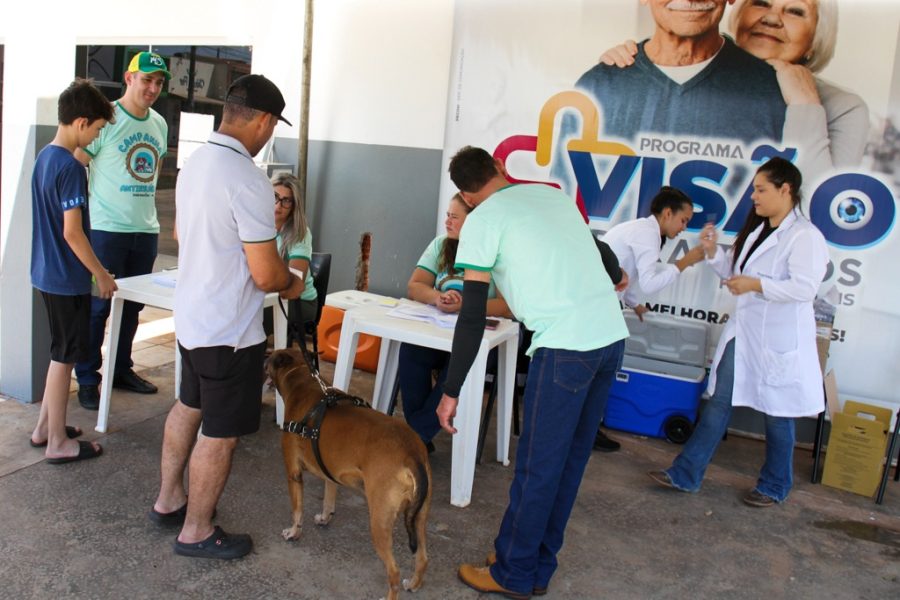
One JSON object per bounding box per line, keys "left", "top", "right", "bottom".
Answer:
{"left": 404, "top": 460, "right": 429, "bottom": 554}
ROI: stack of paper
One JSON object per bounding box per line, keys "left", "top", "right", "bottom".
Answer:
{"left": 152, "top": 273, "right": 178, "bottom": 288}
{"left": 386, "top": 304, "right": 458, "bottom": 329}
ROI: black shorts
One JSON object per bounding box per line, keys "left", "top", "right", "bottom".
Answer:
{"left": 178, "top": 341, "right": 266, "bottom": 438}
{"left": 40, "top": 291, "right": 90, "bottom": 364}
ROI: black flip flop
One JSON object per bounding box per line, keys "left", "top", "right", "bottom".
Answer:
{"left": 149, "top": 497, "right": 216, "bottom": 527}
{"left": 46, "top": 440, "right": 103, "bottom": 464}
{"left": 30, "top": 425, "right": 83, "bottom": 448}
{"left": 149, "top": 501, "right": 188, "bottom": 527}
{"left": 174, "top": 526, "right": 253, "bottom": 560}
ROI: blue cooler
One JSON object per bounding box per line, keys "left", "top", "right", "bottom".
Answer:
{"left": 605, "top": 313, "right": 709, "bottom": 443}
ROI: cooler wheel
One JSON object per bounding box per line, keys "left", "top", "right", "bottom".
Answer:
{"left": 664, "top": 415, "right": 693, "bottom": 444}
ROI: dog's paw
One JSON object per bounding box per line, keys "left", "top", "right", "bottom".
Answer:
{"left": 402, "top": 578, "right": 421, "bottom": 592}
{"left": 314, "top": 511, "right": 334, "bottom": 526}
{"left": 281, "top": 526, "right": 302, "bottom": 541}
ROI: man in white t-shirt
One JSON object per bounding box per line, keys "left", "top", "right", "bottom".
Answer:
{"left": 149, "top": 75, "right": 302, "bottom": 560}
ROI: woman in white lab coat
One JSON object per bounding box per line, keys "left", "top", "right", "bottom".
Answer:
{"left": 648, "top": 157, "right": 829, "bottom": 507}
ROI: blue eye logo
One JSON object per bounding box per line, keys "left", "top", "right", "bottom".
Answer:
{"left": 836, "top": 196, "right": 866, "bottom": 225}
{"left": 830, "top": 191, "right": 872, "bottom": 231}
{"left": 811, "top": 173, "right": 894, "bottom": 249}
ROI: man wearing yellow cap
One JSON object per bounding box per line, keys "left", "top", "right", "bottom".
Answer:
{"left": 74, "top": 51, "right": 172, "bottom": 409}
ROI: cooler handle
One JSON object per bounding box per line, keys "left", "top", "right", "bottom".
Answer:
{"left": 615, "top": 371, "right": 629, "bottom": 383}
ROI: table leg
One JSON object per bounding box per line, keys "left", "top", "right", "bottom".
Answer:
{"left": 450, "top": 344, "right": 489, "bottom": 507}
{"left": 373, "top": 340, "right": 401, "bottom": 413}
{"left": 875, "top": 408, "right": 900, "bottom": 504}
{"left": 273, "top": 305, "right": 288, "bottom": 425}
{"left": 95, "top": 296, "right": 124, "bottom": 433}
{"left": 332, "top": 312, "right": 361, "bottom": 393}
{"left": 495, "top": 336, "right": 517, "bottom": 465}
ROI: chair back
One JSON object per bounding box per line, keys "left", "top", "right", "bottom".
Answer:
{"left": 308, "top": 252, "right": 332, "bottom": 325}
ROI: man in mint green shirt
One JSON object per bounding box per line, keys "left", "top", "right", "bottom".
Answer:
{"left": 437, "top": 146, "right": 627, "bottom": 598}
{"left": 74, "top": 52, "right": 171, "bottom": 408}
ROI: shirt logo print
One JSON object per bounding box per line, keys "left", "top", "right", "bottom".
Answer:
{"left": 125, "top": 143, "right": 159, "bottom": 183}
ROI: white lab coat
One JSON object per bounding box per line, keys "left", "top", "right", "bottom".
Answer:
{"left": 603, "top": 216, "right": 680, "bottom": 308}
{"left": 707, "top": 210, "right": 828, "bottom": 417}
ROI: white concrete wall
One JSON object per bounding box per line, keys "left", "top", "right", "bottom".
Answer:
{"left": 0, "top": 0, "right": 455, "bottom": 400}
{"left": 309, "top": 0, "right": 454, "bottom": 149}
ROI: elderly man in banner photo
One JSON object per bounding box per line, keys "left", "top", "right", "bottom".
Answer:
{"left": 575, "top": 0, "right": 786, "bottom": 147}
{"left": 599, "top": 0, "right": 870, "bottom": 182}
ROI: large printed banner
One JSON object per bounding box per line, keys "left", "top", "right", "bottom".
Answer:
{"left": 440, "top": 0, "right": 900, "bottom": 411}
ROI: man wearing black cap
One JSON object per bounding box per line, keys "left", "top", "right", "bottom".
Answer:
{"left": 150, "top": 74, "right": 300, "bottom": 560}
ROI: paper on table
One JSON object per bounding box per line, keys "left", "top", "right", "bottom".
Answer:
{"left": 152, "top": 273, "right": 177, "bottom": 288}
{"left": 386, "top": 304, "right": 458, "bottom": 328}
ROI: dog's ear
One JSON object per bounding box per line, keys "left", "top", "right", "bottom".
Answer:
{"left": 270, "top": 350, "right": 295, "bottom": 371}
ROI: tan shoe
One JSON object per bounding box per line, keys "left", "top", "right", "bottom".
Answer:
{"left": 484, "top": 553, "right": 548, "bottom": 596}
{"left": 648, "top": 470, "right": 676, "bottom": 489}
{"left": 743, "top": 489, "right": 777, "bottom": 507}
{"left": 457, "top": 564, "right": 531, "bottom": 600}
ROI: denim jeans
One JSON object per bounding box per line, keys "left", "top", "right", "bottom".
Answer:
{"left": 490, "top": 340, "right": 624, "bottom": 595}
{"left": 397, "top": 343, "right": 449, "bottom": 444}
{"left": 75, "top": 231, "right": 158, "bottom": 385}
{"left": 666, "top": 338, "right": 796, "bottom": 502}
{"left": 397, "top": 342, "right": 500, "bottom": 444}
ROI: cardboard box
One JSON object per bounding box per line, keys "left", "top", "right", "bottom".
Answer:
{"left": 821, "top": 400, "right": 893, "bottom": 497}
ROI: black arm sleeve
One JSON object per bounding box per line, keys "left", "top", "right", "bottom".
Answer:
{"left": 595, "top": 238, "right": 623, "bottom": 285}
{"left": 442, "top": 280, "right": 489, "bottom": 398}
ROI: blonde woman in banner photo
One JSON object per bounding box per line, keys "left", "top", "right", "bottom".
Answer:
{"left": 600, "top": 0, "right": 869, "bottom": 182}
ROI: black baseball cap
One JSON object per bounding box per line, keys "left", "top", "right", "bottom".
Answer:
{"left": 225, "top": 74, "right": 292, "bottom": 126}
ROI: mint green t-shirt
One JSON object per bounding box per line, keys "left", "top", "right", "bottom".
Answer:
{"left": 417, "top": 234, "right": 496, "bottom": 298}
{"left": 456, "top": 184, "right": 627, "bottom": 355}
{"left": 84, "top": 102, "right": 168, "bottom": 233}
{"left": 277, "top": 227, "right": 318, "bottom": 302}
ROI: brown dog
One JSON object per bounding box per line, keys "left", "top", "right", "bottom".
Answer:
{"left": 266, "top": 348, "right": 431, "bottom": 600}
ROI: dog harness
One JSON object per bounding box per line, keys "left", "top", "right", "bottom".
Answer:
{"left": 279, "top": 299, "right": 372, "bottom": 483}
{"left": 282, "top": 388, "right": 370, "bottom": 483}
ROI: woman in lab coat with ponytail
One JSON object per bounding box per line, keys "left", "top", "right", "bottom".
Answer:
{"left": 648, "top": 157, "right": 829, "bottom": 507}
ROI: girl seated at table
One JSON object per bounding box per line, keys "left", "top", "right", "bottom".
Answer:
{"left": 398, "top": 193, "right": 511, "bottom": 452}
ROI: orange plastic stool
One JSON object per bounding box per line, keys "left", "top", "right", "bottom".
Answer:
{"left": 317, "top": 305, "right": 382, "bottom": 373}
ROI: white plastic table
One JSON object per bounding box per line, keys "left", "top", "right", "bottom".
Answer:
{"left": 327, "top": 291, "right": 519, "bottom": 507}
{"left": 94, "top": 270, "right": 287, "bottom": 432}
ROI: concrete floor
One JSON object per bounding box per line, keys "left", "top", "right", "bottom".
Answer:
{"left": 1, "top": 319, "right": 899, "bottom": 598}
